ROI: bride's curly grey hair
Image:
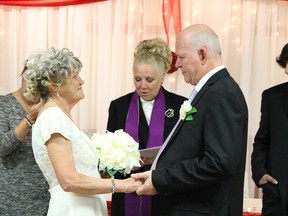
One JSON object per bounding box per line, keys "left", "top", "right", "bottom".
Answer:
{"left": 23, "top": 47, "right": 82, "bottom": 102}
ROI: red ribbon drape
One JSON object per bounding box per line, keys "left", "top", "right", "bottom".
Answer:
{"left": 0, "top": 0, "right": 105, "bottom": 7}
{"left": 162, "top": 0, "right": 181, "bottom": 44}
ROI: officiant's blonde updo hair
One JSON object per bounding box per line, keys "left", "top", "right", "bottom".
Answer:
{"left": 23, "top": 47, "right": 82, "bottom": 102}
{"left": 133, "top": 38, "right": 172, "bottom": 74}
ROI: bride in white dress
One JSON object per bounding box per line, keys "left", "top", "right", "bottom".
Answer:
{"left": 23, "top": 47, "right": 141, "bottom": 216}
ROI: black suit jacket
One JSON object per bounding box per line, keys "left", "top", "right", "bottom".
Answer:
{"left": 251, "top": 82, "right": 288, "bottom": 215}
{"left": 152, "top": 69, "right": 248, "bottom": 216}
{"left": 106, "top": 87, "right": 187, "bottom": 216}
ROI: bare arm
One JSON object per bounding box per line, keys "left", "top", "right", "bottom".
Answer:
{"left": 0, "top": 95, "right": 30, "bottom": 156}
{"left": 46, "top": 133, "right": 141, "bottom": 195}
{"left": 14, "top": 100, "right": 43, "bottom": 141}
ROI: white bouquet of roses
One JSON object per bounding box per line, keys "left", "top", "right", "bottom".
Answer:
{"left": 91, "top": 129, "right": 141, "bottom": 177}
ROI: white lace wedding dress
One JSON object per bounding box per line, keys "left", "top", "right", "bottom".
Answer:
{"left": 32, "top": 107, "right": 108, "bottom": 216}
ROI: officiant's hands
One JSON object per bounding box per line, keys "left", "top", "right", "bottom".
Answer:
{"left": 140, "top": 157, "right": 154, "bottom": 166}
{"left": 131, "top": 171, "right": 158, "bottom": 195}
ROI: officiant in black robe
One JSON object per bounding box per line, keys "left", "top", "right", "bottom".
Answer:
{"left": 106, "top": 38, "right": 186, "bottom": 216}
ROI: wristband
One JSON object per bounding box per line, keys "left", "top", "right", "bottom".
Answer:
{"left": 24, "top": 116, "right": 33, "bottom": 128}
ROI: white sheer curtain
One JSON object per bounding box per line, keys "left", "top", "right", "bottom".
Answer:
{"left": 0, "top": 0, "right": 287, "bottom": 198}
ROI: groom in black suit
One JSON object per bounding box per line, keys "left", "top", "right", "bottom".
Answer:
{"left": 132, "top": 24, "right": 248, "bottom": 216}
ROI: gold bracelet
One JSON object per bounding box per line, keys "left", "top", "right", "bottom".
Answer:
{"left": 24, "top": 116, "right": 33, "bottom": 128}
{"left": 111, "top": 176, "right": 115, "bottom": 194}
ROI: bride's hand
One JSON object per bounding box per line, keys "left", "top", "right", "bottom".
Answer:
{"left": 116, "top": 177, "right": 142, "bottom": 193}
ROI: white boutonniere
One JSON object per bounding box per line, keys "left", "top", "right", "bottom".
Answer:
{"left": 91, "top": 129, "right": 141, "bottom": 177}
{"left": 179, "top": 100, "right": 197, "bottom": 121}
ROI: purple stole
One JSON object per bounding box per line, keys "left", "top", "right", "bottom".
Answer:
{"left": 125, "top": 87, "right": 165, "bottom": 216}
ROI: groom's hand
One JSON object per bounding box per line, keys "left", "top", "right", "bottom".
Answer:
{"left": 121, "top": 177, "right": 142, "bottom": 193}
{"left": 131, "top": 171, "right": 158, "bottom": 195}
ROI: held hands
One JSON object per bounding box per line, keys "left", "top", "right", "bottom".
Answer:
{"left": 120, "top": 177, "right": 143, "bottom": 193}
{"left": 259, "top": 174, "right": 278, "bottom": 185}
{"left": 117, "top": 171, "right": 158, "bottom": 195}
{"left": 131, "top": 171, "right": 158, "bottom": 195}
{"left": 124, "top": 158, "right": 157, "bottom": 195}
